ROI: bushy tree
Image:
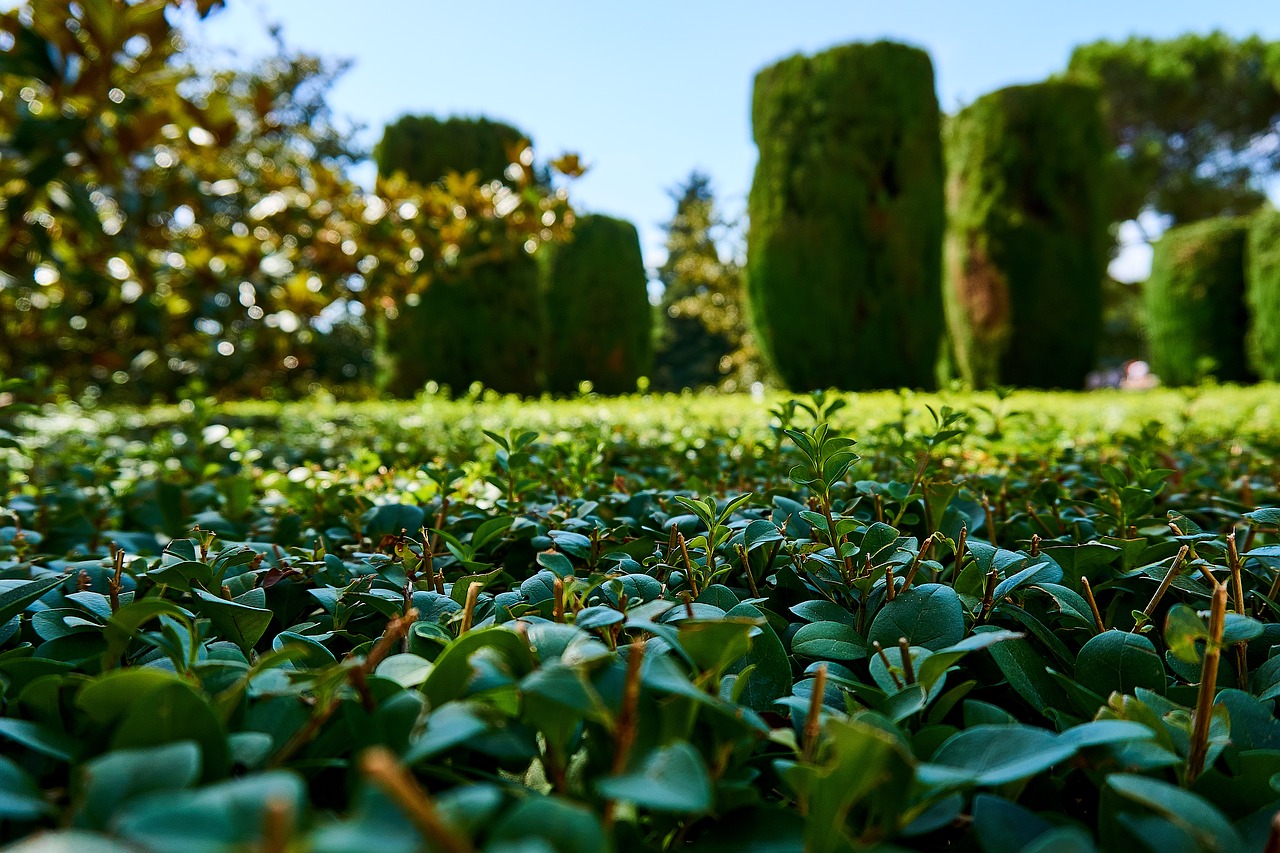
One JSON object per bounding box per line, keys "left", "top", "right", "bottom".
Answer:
{"left": 653, "top": 172, "right": 759, "bottom": 390}
{"left": 383, "top": 255, "right": 543, "bottom": 396}
{"left": 1144, "top": 218, "right": 1251, "bottom": 385}
{"left": 944, "top": 82, "right": 1109, "bottom": 389}
{"left": 747, "top": 41, "right": 944, "bottom": 391}
{"left": 1246, "top": 207, "right": 1280, "bottom": 381}
{"left": 371, "top": 114, "right": 579, "bottom": 396}
{"left": 541, "top": 214, "right": 652, "bottom": 395}
{"left": 375, "top": 115, "right": 528, "bottom": 186}
{"left": 1065, "top": 33, "right": 1280, "bottom": 226}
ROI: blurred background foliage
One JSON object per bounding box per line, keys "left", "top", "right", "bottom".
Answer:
{"left": 0, "top": 0, "right": 577, "bottom": 401}
{"left": 3, "top": 3, "right": 1280, "bottom": 401}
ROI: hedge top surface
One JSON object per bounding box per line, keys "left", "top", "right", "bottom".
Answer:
{"left": 1, "top": 387, "right": 1279, "bottom": 849}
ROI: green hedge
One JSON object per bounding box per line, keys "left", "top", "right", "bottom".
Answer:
{"left": 1247, "top": 207, "right": 1280, "bottom": 381}
{"left": 374, "top": 115, "right": 526, "bottom": 185}
{"left": 383, "top": 256, "right": 543, "bottom": 397}
{"left": 1146, "top": 218, "right": 1251, "bottom": 385}
{"left": 542, "top": 215, "right": 652, "bottom": 394}
{"left": 746, "top": 41, "right": 944, "bottom": 390}
{"left": 944, "top": 82, "right": 1109, "bottom": 388}
{"left": 376, "top": 115, "right": 542, "bottom": 396}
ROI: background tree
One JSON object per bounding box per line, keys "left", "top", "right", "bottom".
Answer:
{"left": 944, "top": 82, "right": 1109, "bottom": 389}
{"left": 0, "top": 0, "right": 577, "bottom": 400}
{"left": 373, "top": 115, "right": 578, "bottom": 396}
{"left": 653, "top": 172, "right": 759, "bottom": 390}
{"left": 542, "top": 214, "right": 652, "bottom": 395}
{"left": 1065, "top": 33, "right": 1280, "bottom": 228}
{"left": 1144, "top": 218, "right": 1251, "bottom": 386}
{"left": 1247, "top": 207, "right": 1280, "bottom": 381}
{"left": 747, "top": 41, "right": 944, "bottom": 392}
{"left": 375, "top": 115, "right": 529, "bottom": 186}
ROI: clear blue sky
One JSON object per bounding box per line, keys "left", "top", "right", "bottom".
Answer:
{"left": 187, "top": 1, "right": 1280, "bottom": 282}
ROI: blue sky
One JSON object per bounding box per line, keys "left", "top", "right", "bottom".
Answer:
{"left": 187, "top": 1, "right": 1280, "bottom": 283}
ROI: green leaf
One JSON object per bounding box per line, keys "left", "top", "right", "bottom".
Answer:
{"left": 111, "top": 681, "right": 230, "bottom": 779}
{"left": 0, "top": 718, "right": 76, "bottom": 762}
{"left": 403, "top": 703, "right": 490, "bottom": 764}
{"left": 791, "top": 621, "right": 870, "bottom": 661}
{"left": 375, "top": 653, "right": 433, "bottom": 688}
{"left": 0, "top": 574, "right": 66, "bottom": 625}
{"left": 597, "top": 741, "right": 711, "bottom": 813}
{"left": 1076, "top": 630, "right": 1166, "bottom": 697}
{"left": 977, "top": 629, "right": 1070, "bottom": 716}
{"left": 421, "top": 627, "right": 535, "bottom": 707}
{"left": 868, "top": 583, "right": 965, "bottom": 651}
{"left": 488, "top": 795, "right": 604, "bottom": 853}
{"left": 75, "top": 741, "right": 202, "bottom": 829}
{"left": 362, "top": 503, "right": 426, "bottom": 539}
{"left": 1102, "top": 774, "right": 1243, "bottom": 853}
{"left": 191, "top": 588, "right": 273, "bottom": 652}
{"left": 0, "top": 754, "right": 52, "bottom": 820}
{"left": 115, "top": 772, "right": 306, "bottom": 853}
{"left": 972, "top": 794, "right": 1053, "bottom": 853}
{"left": 928, "top": 724, "right": 1077, "bottom": 785}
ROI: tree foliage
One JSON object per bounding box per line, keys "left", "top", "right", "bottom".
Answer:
{"left": 944, "top": 82, "right": 1109, "bottom": 389}
{"left": 1144, "top": 218, "right": 1251, "bottom": 386}
{"left": 541, "top": 214, "right": 652, "bottom": 395}
{"left": 375, "top": 114, "right": 530, "bottom": 186}
{"left": 653, "top": 172, "right": 758, "bottom": 390}
{"left": 747, "top": 42, "right": 944, "bottom": 391}
{"left": 0, "top": 0, "right": 577, "bottom": 400}
{"left": 1247, "top": 206, "right": 1280, "bottom": 382}
{"left": 1065, "top": 33, "right": 1280, "bottom": 226}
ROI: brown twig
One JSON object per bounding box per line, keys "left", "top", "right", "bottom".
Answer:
{"left": 361, "top": 747, "right": 475, "bottom": 853}
{"left": 1187, "top": 583, "right": 1227, "bottom": 784}
{"left": 603, "top": 639, "right": 646, "bottom": 831}
{"left": 802, "top": 663, "right": 828, "bottom": 762}
{"left": 1080, "top": 576, "right": 1105, "bottom": 634}
{"left": 898, "top": 638, "right": 916, "bottom": 685}
{"left": 1142, "top": 546, "right": 1188, "bottom": 619}
{"left": 1228, "top": 532, "right": 1249, "bottom": 689}
{"left": 260, "top": 796, "right": 293, "bottom": 853}
{"left": 872, "top": 641, "right": 903, "bottom": 689}
{"left": 459, "top": 582, "right": 482, "bottom": 634}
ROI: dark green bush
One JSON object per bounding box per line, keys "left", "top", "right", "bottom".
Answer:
{"left": 1146, "top": 218, "right": 1251, "bottom": 385}
{"left": 374, "top": 115, "right": 527, "bottom": 185}
{"left": 944, "top": 82, "right": 1109, "bottom": 389}
{"left": 1247, "top": 206, "right": 1280, "bottom": 381}
{"left": 542, "top": 215, "right": 652, "bottom": 394}
{"left": 375, "top": 115, "right": 543, "bottom": 396}
{"left": 746, "top": 41, "right": 944, "bottom": 390}
{"left": 383, "top": 256, "right": 543, "bottom": 397}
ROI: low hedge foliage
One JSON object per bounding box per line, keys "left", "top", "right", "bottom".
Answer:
{"left": 1, "top": 389, "right": 1279, "bottom": 850}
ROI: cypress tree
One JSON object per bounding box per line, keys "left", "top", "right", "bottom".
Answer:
{"left": 944, "top": 82, "right": 1109, "bottom": 389}
{"left": 1145, "top": 218, "right": 1251, "bottom": 385}
{"left": 1246, "top": 206, "right": 1280, "bottom": 381}
{"left": 375, "top": 115, "right": 526, "bottom": 185}
{"left": 747, "top": 41, "right": 945, "bottom": 390}
{"left": 375, "top": 114, "right": 543, "bottom": 396}
{"left": 542, "top": 215, "right": 652, "bottom": 394}
{"left": 383, "top": 256, "right": 542, "bottom": 397}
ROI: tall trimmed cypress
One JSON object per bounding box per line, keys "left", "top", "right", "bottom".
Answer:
{"left": 383, "top": 257, "right": 542, "bottom": 397}
{"left": 1146, "top": 219, "right": 1250, "bottom": 385}
{"left": 1247, "top": 207, "right": 1280, "bottom": 381}
{"left": 375, "top": 115, "right": 526, "bottom": 185}
{"left": 944, "top": 82, "right": 1109, "bottom": 389}
{"left": 542, "top": 215, "right": 652, "bottom": 394}
{"left": 747, "top": 41, "right": 944, "bottom": 390}
{"left": 375, "top": 115, "right": 543, "bottom": 396}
